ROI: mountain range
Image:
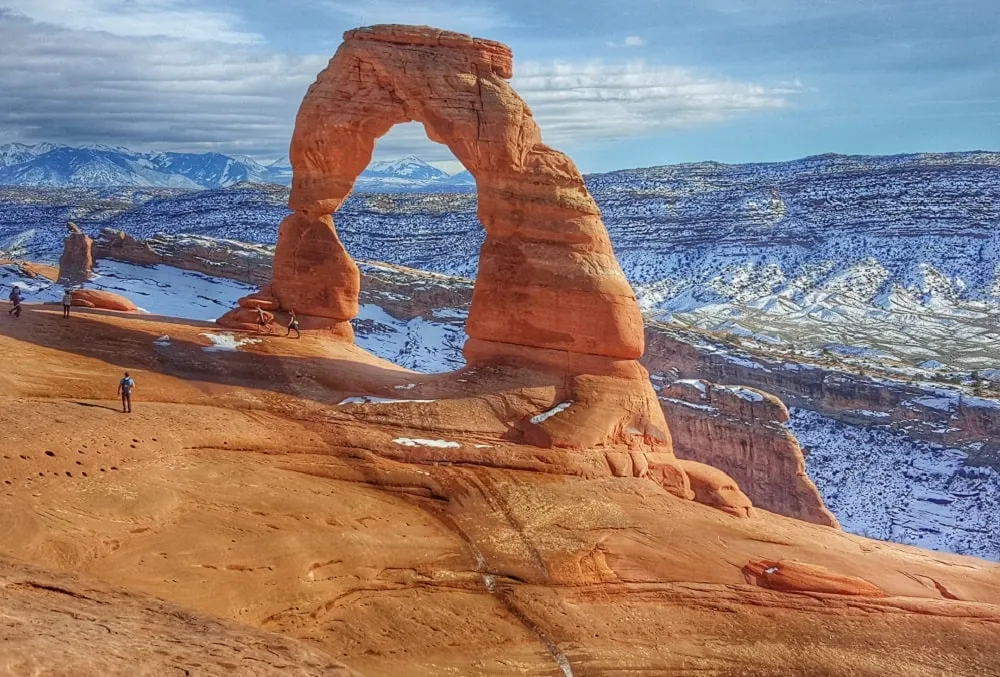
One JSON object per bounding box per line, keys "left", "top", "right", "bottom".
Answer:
{"left": 0, "top": 143, "right": 474, "bottom": 192}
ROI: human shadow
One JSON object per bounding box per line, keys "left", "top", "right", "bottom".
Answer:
{"left": 70, "top": 401, "right": 122, "bottom": 413}
{"left": 0, "top": 303, "right": 570, "bottom": 410}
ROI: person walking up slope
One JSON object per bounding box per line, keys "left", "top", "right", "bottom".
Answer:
{"left": 117, "top": 372, "right": 135, "bottom": 414}
{"left": 62, "top": 289, "right": 73, "bottom": 319}
{"left": 286, "top": 309, "right": 300, "bottom": 338}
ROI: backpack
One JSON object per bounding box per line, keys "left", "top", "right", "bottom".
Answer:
{"left": 120, "top": 378, "right": 134, "bottom": 394}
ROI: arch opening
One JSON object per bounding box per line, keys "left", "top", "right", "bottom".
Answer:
{"left": 346, "top": 122, "right": 480, "bottom": 373}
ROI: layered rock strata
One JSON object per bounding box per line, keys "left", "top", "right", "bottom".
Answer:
{"left": 660, "top": 379, "right": 839, "bottom": 527}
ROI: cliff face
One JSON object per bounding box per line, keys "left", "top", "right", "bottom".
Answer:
{"left": 643, "top": 322, "right": 1000, "bottom": 471}
{"left": 659, "top": 379, "right": 839, "bottom": 527}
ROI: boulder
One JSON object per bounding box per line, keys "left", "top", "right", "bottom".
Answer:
{"left": 742, "top": 559, "right": 886, "bottom": 597}
{"left": 677, "top": 459, "right": 756, "bottom": 518}
{"left": 71, "top": 289, "right": 137, "bottom": 312}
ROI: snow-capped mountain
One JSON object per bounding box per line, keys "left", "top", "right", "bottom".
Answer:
{"left": 364, "top": 155, "right": 447, "bottom": 180}
{"left": 354, "top": 155, "right": 473, "bottom": 192}
{"left": 0, "top": 143, "right": 289, "bottom": 189}
{"left": 0, "top": 143, "right": 473, "bottom": 192}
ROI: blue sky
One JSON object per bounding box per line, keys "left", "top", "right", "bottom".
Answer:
{"left": 0, "top": 0, "right": 996, "bottom": 172}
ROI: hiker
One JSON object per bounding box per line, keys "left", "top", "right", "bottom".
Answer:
{"left": 7, "top": 285, "right": 23, "bottom": 319}
{"left": 255, "top": 306, "right": 270, "bottom": 334}
{"left": 62, "top": 289, "right": 73, "bottom": 319}
{"left": 286, "top": 309, "right": 300, "bottom": 338}
{"left": 117, "top": 372, "right": 135, "bottom": 414}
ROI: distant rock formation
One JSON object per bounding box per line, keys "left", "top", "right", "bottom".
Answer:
{"left": 94, "top": 228, "right": 273, "bottom": 286}
{"left": 57, "top": 221, "right": 93, "bottom": 285}
{"left": 660, "top": 379, "right": 839, "bottom": 527}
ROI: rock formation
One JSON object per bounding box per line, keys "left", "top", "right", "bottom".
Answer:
{"left": 226, "top": 25, "right": 643, "bottom": 360}
{"left": 57, "top": 221, "right": 93, "bottom": 285}
{"left": 660, "top": 379, "right": 839, "bottom": 527}
{"left": 71, "top": 289, "right": 138, "bottom": 312}
{"left": 220, "top": 25, "right": 688, "bottom": 495}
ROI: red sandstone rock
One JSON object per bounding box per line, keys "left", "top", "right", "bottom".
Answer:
{"left": 242, "top": 24, "right": 643, "bottom": 362}
{"left": 743, "top": 559, "right": 886, "bottom": 597}
{"left": 677, "top": 459, "right": 755, "bottom": 518}
{"left": 58, "top": 222, "right": 94, "bottom": 285}
{"left": 221, "top": 24, "right": 673, "bottom": 475}
{"left": 71, "top": 289, "right": 137, "bottom": 312}
{"left": 662, "top": 379, "right": 839, "bottom": 527}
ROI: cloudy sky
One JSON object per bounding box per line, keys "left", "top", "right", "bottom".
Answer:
{"left": 0, "top": 0, "right": 997, "bottom": 172}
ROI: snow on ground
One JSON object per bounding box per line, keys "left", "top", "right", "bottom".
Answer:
{"left": 790, "top": 408, "right": 1000, "bottom": 561}
{"left": 200, "top": 333, "right": 260, "bottom": 352}
{"left": 530, "top": 401, "right": 573, "bottom": 424}
{"left": 1, "top": 259, "right": 254, "bottom": 321}
{"left": 392, "top": 437, "right": 461, "bottom": 448}
{"left": 338, "top": 396, "right": 435, "bottom": 405}
{"left": 352, "top": 303, "right": 466, "bottom": 373}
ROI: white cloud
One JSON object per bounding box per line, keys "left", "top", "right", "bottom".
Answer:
{"left": 0, "top": 12, "right": 318, "bottom": 157}
{"left": 624, "top": 36, "right": 646, "bottom": 47}
{"left": 322, "top": 0, "right": 510, "bottom": 35}
{"left": 0, "top": 11, "right": 799, "bottom": 164}
{"left": 1, "top": 0, "right": 261, "bottom": 43}
{"left": 513, "top": 60, "right": 800, "bottom": 144}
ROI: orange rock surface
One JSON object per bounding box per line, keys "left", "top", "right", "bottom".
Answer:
{"left": 0, "top": 557, "right": 360, "bottom": 676}
{"left": 71, "top": 289, "right": 138, "bottom": 312}
{"left": 2, "top": 306, "right": 999, "bottom": 676}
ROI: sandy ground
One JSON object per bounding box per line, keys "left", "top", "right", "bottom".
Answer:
{"left": 2, "top": 302, "right": 1000, "bottom": 676}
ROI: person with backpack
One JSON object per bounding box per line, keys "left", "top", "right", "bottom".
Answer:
{"left": 286, "top": 309, "right": 300, "bottom": 338}
{"left": 117, "top": 372, "right": 136, "bottom": 414}
{"left": 62, "top": 289, "right": 73, "bottom": 319}
{"left": 8, "top": 285, "right": 23, "bottom": 319}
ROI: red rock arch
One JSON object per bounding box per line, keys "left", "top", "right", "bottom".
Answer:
{"left": 269, "top": 25, "right": 644, "bottom": 363}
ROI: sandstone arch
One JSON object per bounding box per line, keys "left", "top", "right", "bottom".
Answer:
{"left": 261, "top": 24, "right": 644, "bottom": 364}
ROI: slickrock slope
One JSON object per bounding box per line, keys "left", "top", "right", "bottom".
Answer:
{"left": 659, "top": 379, "right": 839, "bottom": 527}
{"left": 0, "top": 557, "right": 359, "bottom": 677}
{"left": 1, "top": 306, "right": 999, "bottom": 676}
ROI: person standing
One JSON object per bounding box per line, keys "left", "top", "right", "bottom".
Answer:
{"left": 117, "top": 372, "right": 135, "bottom": 414}
{"left": 286, "top": 309, "right": 300, "bottom": 338}
{"left": 8, "top": 285, "right": 23, "bottom": 319}
{"left": 62, "top": 289, "right": 73, "bottom": 319}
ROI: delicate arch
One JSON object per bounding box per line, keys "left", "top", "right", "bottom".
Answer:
{"left": 270, "top": 25, "right": 644, "bottom": 363}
